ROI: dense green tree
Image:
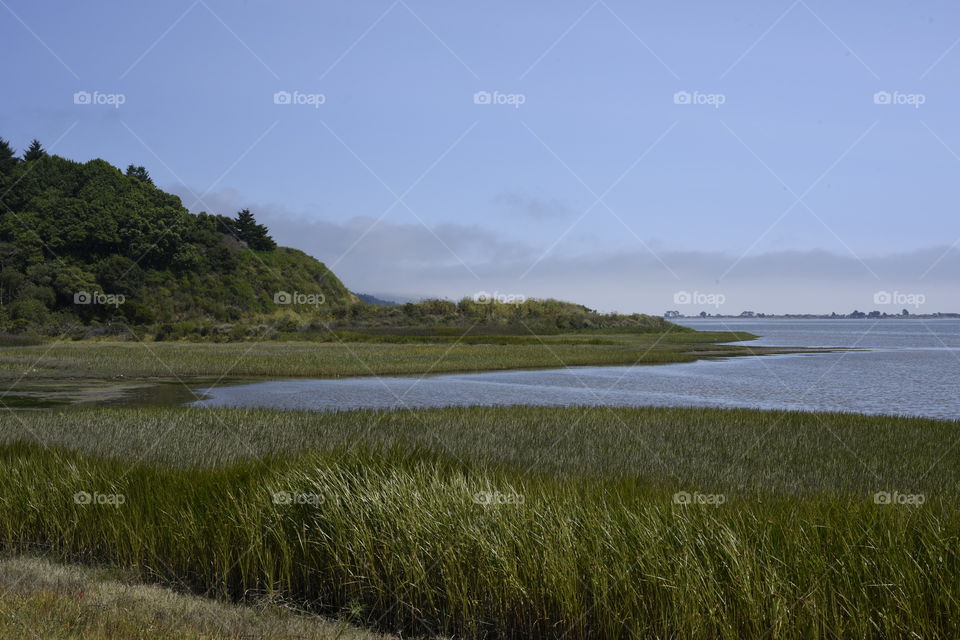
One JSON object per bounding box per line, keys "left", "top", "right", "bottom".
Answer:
{"left": 234, "top": 208, "right": 277, "bottom": 250}
{"left": 95, "top": 255, "right": 144, "bottom": 296}
{"left": 0, "top": 267, "right": 25, "bottom": 306}
{"left": 215, "top": 213, "right": 237, "bottom": 237}
{"left": 22, "top": 139, "right": 46, "bottom": 162}
{"left": 0, "top": 138, "right": 17, "bottom": 176}
{"left": 125, "top": 164, "right": 154, "bottom": 185}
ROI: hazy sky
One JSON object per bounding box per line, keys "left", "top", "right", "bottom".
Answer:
{"left": 3, "top": 0, "right": 958, "bottom": 313}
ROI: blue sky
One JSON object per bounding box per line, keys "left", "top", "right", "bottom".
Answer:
{"left": 2, "top": 0, "right": 959, "bottom": 313}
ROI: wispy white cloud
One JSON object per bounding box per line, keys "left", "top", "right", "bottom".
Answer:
{"left": 494, "top": 192, "right": 572, "bottom": 220}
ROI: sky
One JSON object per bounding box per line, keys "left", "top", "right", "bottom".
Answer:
{"left": 2, "top": 0, "right": 959, "bottom": 314}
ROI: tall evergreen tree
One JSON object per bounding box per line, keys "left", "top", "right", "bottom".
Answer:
{"left": 235, "top": 209, "right": 257, "bottom": 240}
{"left": 0, "top": 138, "right": 19, "bottom": 175}
{"left": 234, "top": 208, "right": 277, "bottom": 250}
{"left": 22, "top": 139, "right": 47, "bottom": 162}
{"left": 125, "top": 164, "right": 154, "bottom": 185}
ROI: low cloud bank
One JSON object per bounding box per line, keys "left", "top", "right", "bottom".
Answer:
{"left": 170, "top": 185, "right": 959, "bottom": 315}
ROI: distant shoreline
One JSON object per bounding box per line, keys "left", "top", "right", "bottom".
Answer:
{"left": 672, "top": 314, "right": 960, "bottom": 320}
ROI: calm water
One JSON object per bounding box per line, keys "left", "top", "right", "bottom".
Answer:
{"left": 193, "top": 319, "right": 960, "bottom": 420}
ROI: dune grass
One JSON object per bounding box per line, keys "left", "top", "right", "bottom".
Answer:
{"left": 0, "top": 406, "right": 957, "bottom": 638}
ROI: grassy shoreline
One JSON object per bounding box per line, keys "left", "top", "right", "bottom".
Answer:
{"left": 0, "top": 329, "right": 829, "bottom": 409}
{"left": 0, "top": 405, "right": 956, "bottom": 638}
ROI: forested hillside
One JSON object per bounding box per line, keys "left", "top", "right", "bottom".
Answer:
{"left": 0, "top": 138, "right": 353, "bottom": 336}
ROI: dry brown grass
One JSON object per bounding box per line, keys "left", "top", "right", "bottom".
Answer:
{"left": 0, "top": 555, "right": 414, "bottom": 640}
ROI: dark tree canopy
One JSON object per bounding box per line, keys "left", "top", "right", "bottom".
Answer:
{"left": 231, "top": 208, "right": 277, "bottom": 251}
{"left": 125, "top": 164, "right": 154, "bottom": 186}
{"left": 22, "top": 139, "right": 46, "bottom": 162}
{"left": 0, "top": 138, "right": 18, "bottom": 175}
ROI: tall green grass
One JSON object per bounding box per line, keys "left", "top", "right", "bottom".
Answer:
{"left": 2, "top": 406, "right": 956, "bottom": 494}
{"left": 0, "top": 443, "right": 956, "bottom": 639}
{"left": 0, "top": 406, "right": 957, "bottom": 638}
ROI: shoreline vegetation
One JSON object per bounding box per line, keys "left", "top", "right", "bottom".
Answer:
{"left": 0, "top": 405, "right": 957, "bottom": 639}
{"left": 0, "top": 328, "right": 831, "bottom": 409}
